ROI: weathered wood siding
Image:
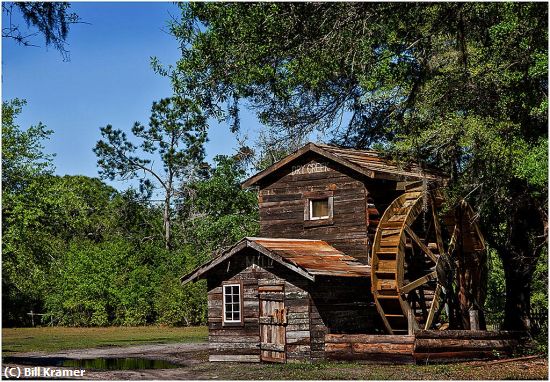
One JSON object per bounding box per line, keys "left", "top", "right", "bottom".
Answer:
{"left": 310, "top": 277, "right": 380, "bottom": 333}
{"left": 258, "top": 153, "right": 370, "bottom": 263}
{"left": 206, "top": 250, "right": 312, "bottom": 362}
{"left": 309, "top": 276, "right": 380, "bottom": 362}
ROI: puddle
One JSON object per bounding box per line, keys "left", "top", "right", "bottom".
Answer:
{"left": 4, "top": 357, "right": 180, "bottom": 370}
{"left": 61, "top": 358, "right": 180, "bottom": 370}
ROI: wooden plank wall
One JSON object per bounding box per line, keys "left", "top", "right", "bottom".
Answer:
{"left": 258, "top": 154, "right": 371, "bottom": 263}
{"left": 281, "top": 279, "right": 312, "bottom": 362}
{"left": 207, "top": 255, "right": 313, "bottom": 362}
{"left": 207, "top": 269, "right": 261, "bottom": 363}
{"left": 304, "top": 277, "right": 381, "bottom": 362}
{"left": 309, "top": 276, "right": 380, "bottom": 361}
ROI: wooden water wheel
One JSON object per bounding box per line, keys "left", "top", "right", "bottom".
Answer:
{"left": 371, "top": 188, "right": 486, "bottom": 334}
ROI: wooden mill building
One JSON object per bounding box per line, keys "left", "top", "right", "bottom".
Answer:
{"left": 182, "top": 143, "right": 512, "bottom": 363}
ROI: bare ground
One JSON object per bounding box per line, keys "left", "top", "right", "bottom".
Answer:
{"left": 3, "top": 342, "right": 548, "bottom": 380}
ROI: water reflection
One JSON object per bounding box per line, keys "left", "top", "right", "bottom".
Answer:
{"left": 61, "top": 357, "right": 180, "bottom": 370}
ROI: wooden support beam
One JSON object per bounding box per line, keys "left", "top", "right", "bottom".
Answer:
{"left": 373, "top": 296, "right": 394, "bottom": 334}
{"left": 400, "top": 271, "right": 437, "bottom": 294}
{"left": 431, "top": 198, "right": 446, "bottom": 257}
{"left": 407, "top": 308, "right": 415, "bottom": 335}
{"left": 424, "top": 284, "right": 441, "bottom": 330}
{"left": 404, "top": 226, "right": 438, "bottom": 263}
{"left": 447, "top": 223, "right": 460, "bottom": 257}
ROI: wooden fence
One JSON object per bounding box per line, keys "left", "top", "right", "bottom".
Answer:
{"left": 486, "top": 308, "right": 547, "bottom": 334}
{"left": 530, "top": 308, "right": 548, "bottom": 334}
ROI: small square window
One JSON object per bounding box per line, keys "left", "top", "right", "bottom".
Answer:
{"left": 304, "top": 192, "right": 334, "bottom": 227}
{"left": 310, "top": 198, "right": 329, "bottom": 219}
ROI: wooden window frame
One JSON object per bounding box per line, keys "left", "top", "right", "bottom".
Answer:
{"left": 222, "top": 280, "right": 244, "bottom": 327}
{"left": 303, "top": 191, "right": 334, "bottom": 228}
{"left": 309, "top": 199, "right": 330, "bottom": 220}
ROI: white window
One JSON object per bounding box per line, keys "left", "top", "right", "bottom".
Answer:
{"left": 309, "top": 198, "right": 330, "bottom": 220}
{"left": 223, "top": 284, "right": 242, "bottom": 324}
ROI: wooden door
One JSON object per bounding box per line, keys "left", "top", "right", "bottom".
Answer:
{"left": 259, "top": 284, "right": 287, "bottom": 363}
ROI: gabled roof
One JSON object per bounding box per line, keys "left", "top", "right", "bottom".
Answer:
{"left": 242, "top": 142, "right": 446, "bottom": 188}
{"left": 180, "top": 237, "right": 371, "bottom": 285}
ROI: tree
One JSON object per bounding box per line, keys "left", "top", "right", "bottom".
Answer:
{"left": 94, "top": 97, "right": 208, "bottom": 250}
{"left": 2, "top": 99, "right": 54, "bottom": 325}
{"left": 180, "top": 155, "right": 259, "bottom": 258}
{"left": 169, "top": 3, "right": 547, "bottom": 330}
{"left": 2, "top": 99, "right": 54, "bottom": 193}
{"left": 2, "top": 173, "right": 120, "bottom": 326}
{"left": 2, "top": 2, "right": 81, "bottom": 60}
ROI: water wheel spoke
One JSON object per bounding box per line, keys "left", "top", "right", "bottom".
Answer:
{"left": 447, "top": 223, "right": 460, "bottom": 257}
{"left": 431, "top": 197, "right": 445, "bottom": 256}
{"left": 424, "top": 219, "right": 433, "bottom": 241}
{"left": 424, "top": 284, "right": 442, "bottom": 330}
{"left": 404, "top": 226, "right": 438, "bottom": 263}
{"left": 400, "top": 271, "right": 437, "bottom": 294}
{"left": 417, "top": 288, "right": 429, "bottom": 318}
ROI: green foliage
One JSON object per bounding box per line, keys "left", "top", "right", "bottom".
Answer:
{"left": 2, "top": 173, "right": 121, "bottom": 325}
{"left": 154, "top": 276, "right": 207, "bottom": 326}
{"left": 2, "top": 2, "right": 81, "bottom": 60}
{"left": 180, "top": 155, "right": 259, "bottom": 258}
{"left": 2, "top": 99, "right": 53, "bottom": 193}
{"left": 42, "top": 235, "right": 209, "bottom": 327}
{"left": 2, "top": 100, "right": 55, "bottom": 325}
{"left": 531, "top": 249, "right": 548, "bottom": 312}
{"left": 484, "top": 248, "right": 505, "bottom": 327}
{"left": 152, "top": 245, "right": 207, "bottom": 326}
{"left": 513, "top": 138, "right": 548, "bottom": 192}
{"left": 94, "top": 97, "right": 208, "bottom": 190}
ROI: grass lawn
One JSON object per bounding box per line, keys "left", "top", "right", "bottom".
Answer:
{"left": 208, "top": 359, "right": 548, "bottom": 380}
{"left": 2, "top": 326, "right": 207, "bottom": 354}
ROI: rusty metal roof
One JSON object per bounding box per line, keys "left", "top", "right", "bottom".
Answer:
{"left": 181, "top": 237, "right": 370, "bottom": 285}
{"left": 242, "top": 142, "right": 446, "bottom": 188}
{"left": 316, "top": 144, "right": 445, "bottom": 181}
{"left": 251, "top": 237, "right": 370, "bottom": 277}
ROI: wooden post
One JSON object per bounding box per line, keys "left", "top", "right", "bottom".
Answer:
{"left": 30, "top": 310, "right": 35, "bottom": 327}
{"left": 408, "top": 308, "right": 415, "bottom": 335}
{"left": 469, "top": 309, "right": 480, "bottom": 330}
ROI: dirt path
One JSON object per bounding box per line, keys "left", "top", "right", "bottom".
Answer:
{"left": 4, "top": 343, "right": 548, "bottom": 380}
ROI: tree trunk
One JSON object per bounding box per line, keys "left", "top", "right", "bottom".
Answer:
{"left": 164, "top": 191, "right": 171, "bottom": 251}
{"left": 497, "top": 194, "right": 541, "bottom": 331}
{"left": 490, "top": 179, "right": 546, "bottom": 332}
{"left": 501, "top": 256, "right": 532, "bottom": 331}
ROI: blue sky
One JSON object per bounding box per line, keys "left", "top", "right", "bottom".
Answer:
{"left": 2, "top": 2, "right": 260, "bottom": 190}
